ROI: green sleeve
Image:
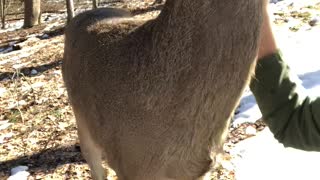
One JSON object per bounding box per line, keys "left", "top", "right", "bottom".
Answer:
{"left": 250, "top": 52, "right": 320, "bottom": 151}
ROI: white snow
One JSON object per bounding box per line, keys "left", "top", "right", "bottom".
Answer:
{"left": 30, "top": 69, "right": 38, "bottom": 75}
{"left": 232, "top": 1, "right": 320, "bottom": 179}
{"left": 234, "top": 0, "right": 320, "bottom": 124}
{"left": 244, "top": 126, "right": 257, "bottom": 136}
{"left": 1, "top": 0, "right": 319, "bottom": 179}
{"left": 0, "top": 120, "right": 12, "bottom": 131}
{"left": 0, "top": 20, "right": 24, "bottom": 33}
{"left": 231, "top": 128, "right": 320, "bottom": 180}
{"left": 0, "top": 87, "right": 6, "bottom": 97}
{"left": 0, "top": 132, "right": 14, "bottom": 144}
{"left": 0, "top": 120, "right": 13, "bottom": 144}
{"left": 233, "top": 25, "right": 320, "bottom": 126}
{"left": 8, "top": 166, "right": 30, "bottom": 180}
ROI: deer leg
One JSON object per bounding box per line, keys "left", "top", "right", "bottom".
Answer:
{"left": 77, "top": 120, "right": 104, "bottom": 180}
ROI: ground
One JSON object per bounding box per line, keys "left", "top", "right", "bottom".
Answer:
{"left": 0, "top": 0, "right": 319, "bottom": 179}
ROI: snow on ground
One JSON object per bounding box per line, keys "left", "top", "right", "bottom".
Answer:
{"left": 233, "top": 24, "right": 320, "bottom": 126}
{"left": 1, "top": 0, "right": 319, "bottom": 179}
{"left": 231, "top": 128, "right": 320, "bottom": 180}
{"left": 7, "top": 166, "right": 29, "bottom": 180}
{"left": 232, "top": 1, "right": 320, "bottom": 179}
{"left": 234, "top": 0, "right": 320, "bottom": 126}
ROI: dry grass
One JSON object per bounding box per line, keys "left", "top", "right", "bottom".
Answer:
{"left": 0, "top": 0, "right": 277, "bottom": 179}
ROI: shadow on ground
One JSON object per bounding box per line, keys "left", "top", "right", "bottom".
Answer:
{"left": 0, "top": 144, "right": 84, "bottom": 178}
{"left": 0, "top": 60, "right": 62, "bottom": 82}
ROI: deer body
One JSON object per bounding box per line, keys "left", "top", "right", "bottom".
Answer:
{"left": 63, "top": 1, "right": 262, "bottom": 179}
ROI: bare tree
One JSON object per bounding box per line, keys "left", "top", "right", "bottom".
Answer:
{"left": 92, "top": 0, "right": 98, "bottom": 9}
{"left": 66, "top": 0, "right": 74, "bottom": 23}
{"left": 23, "top": 0, "right": 41, "bottom": 28}
{"left": 0, "top": 0, "right": 6, "bottom": 29}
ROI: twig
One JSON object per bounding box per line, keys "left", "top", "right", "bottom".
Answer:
{"left": 11, "top": 68, "right": 25, "bottom": 123}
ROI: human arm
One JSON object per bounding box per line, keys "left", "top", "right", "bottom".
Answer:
{"left": 250, "top": 52, "right": 320, "bottom": 151}
{"left": 250, "top": 0, "right": 320, "bottom": 151}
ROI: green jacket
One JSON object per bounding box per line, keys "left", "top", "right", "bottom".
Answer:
{"left": 250, "top": 52, "right": 320, "bottom": 151}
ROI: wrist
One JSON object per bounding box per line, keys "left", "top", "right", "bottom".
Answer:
{"left": 258, "top": 10, "right": 278, "bottom": 59}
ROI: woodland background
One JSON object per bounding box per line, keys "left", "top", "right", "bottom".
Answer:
{"left": 0, "top": 0, "right": 319, "bottom": 179}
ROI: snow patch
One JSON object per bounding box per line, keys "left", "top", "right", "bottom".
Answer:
{"left": 0, "top": 87, "right": 7, "bottom": 97}
{"left": 0, "top": 120, "right": 12, "bottom": 131}
{"left": 0, "top": 132, "right": 14, "bottom": 144}
{"left": 233, "top": 24, "right": 320, "bottom": 127}
{"left": 232, "top": 2, "right": 320, "bottom": 179}
{"left": 31, "top": 69, "right": 38, "bottom": 75}
{"left": 231, "top": 128, "right": 320, "bottom": 180}
{"left": 8, "top": 166, "right": 30, "bottom": 180}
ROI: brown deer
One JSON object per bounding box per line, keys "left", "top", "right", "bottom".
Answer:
{"left": 62, "top": 0, "right": 263, "bottom": 179}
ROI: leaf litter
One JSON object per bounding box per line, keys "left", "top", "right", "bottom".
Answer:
{"left": 1, "top": 0, "right": 319, "bottom": 179}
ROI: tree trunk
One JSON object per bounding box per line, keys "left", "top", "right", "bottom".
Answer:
{"left": 66, "top": 0, "right": 74, "bottom": 23}
{"left": 23, "top": 0, "right": 41, "bottom": 28}
{"left": 92, "top": 0, "right": 98, "bottom": 9}
{"left": 0, "top": 0, "right": 5, "bottom": 29}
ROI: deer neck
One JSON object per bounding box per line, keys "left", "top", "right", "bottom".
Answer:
{"left": 153, "top": 0, "right": 246, "bottom": 58}
{"left": 157, "top": 0, "right": 236, "bottom": 32}
{"left": 149, "top": 0, "right": 261, "bottom": 67}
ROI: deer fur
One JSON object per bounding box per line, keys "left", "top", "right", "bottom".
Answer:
{"left": 62, "top": 0, "right": 263, "bottom": 179}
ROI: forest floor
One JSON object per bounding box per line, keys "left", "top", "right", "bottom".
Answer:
{"left": 1, "top": 0, "right": 320, "bottom": 179}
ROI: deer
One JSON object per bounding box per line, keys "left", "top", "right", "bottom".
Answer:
{"left": 62, "top": 0, "right": 263, "bottom": 179}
